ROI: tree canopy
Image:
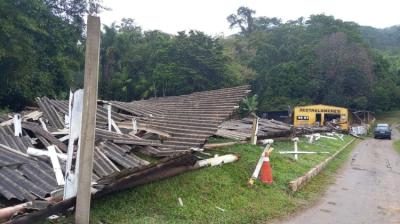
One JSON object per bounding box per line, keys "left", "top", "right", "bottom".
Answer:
{"left": 98, "top": 20, "right": 242, "bottom": 101}
{"left": 1, "top": 3, "right": 399, "bottom": 114}
{"left": 225, "top": 10, "right": 400, "bottom": 112}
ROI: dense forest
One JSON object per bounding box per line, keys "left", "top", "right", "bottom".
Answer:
{"left": 1, "top": 1, "right": 400, "bottom": 113}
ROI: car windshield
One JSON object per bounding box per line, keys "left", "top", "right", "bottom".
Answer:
{"left": 377, "top": 124, "right": 388, "bottom": 127}
{"left": 376, "top": 126, "right": 388, "bottom": 131}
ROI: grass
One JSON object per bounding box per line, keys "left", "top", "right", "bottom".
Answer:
{"left": 375, "top": 110, "right": 400, "bottom": 125}
{"left": 0, "top": 108, "right": 10, "bottom": 116}
{"left": 394, "top": 140, "right": 400, "bottom": 154}
{"left": 51, "top": 135, "right": 357, "bottom": 224}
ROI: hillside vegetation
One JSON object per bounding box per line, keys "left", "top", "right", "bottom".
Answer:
{"left": 361, "top": 26, "right": 400, "bottom": 53}
{"left": 1, "top": 2, "right": 399, "bottom": 113}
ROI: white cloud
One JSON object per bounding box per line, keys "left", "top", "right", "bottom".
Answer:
{"left": 100, "top": 0, "right": 400, "bottom": 35}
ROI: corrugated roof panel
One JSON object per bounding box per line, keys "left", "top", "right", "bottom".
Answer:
{"left": 0, "top": 168, "right": 36, "bottom": 201}
{"left": 0, "top": 144, "right": 32, "bottom": 166}
{"left": 103, "top": 142, "right": 149, "bottom": 166}
{"left": 36, "top": 97, "right": 64, "bottom": 130}
{"left": 2, "top": 167, "right": 49, "bottom": 198}
{"left": 0, "top": 126, "right": 14, "bottom": 136}
{"left": 19, "top": 164, "right": 58, "bottom": 193}
{"left": 93, "top": 147, "right": 120, "bottom": 178}
{"left": 101, "top": 146, "right": 142, "bottom": 169}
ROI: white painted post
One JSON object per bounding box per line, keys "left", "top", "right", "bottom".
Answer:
{"left": 65, "top": 90, "right": 73, "bottom": 128}
{"left": 248, "top": 139, "right": 274, "bottom": 186}
{"left": 75, "top": 15, "right": 101, "bottom": 224}
{"left": 39, "top": 118, "right": 48, "bottom": 132}
{"left": 13, "top": 114, "right": 22, "bottom": 137}
{"left": 292, "top": 137, "right": 299, "bottom": 160}
{"left": 307, "top": 135, "right": 314, "bottom": 144}
{"left": 111, "top": 119, "right": 122, "bottom": 134}
{"left": 132, "top": 118, "right": 137, "bottom": 134}
{"left": 64, "top": 89, "right": 83, "bottom": 199}
{"left": 107, "top": 103, "right": 112, "bottom": 132}
{"left": 47, "top": 145, "right": 65, "bottom": 185}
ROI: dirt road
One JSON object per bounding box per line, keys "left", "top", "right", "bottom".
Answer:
{"left": 280, "top": 128, "right": 400, "bottom": 224}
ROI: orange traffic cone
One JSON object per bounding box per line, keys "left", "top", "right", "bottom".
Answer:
{"left": 260, "top": 152, "right": 273, "bottom": 184}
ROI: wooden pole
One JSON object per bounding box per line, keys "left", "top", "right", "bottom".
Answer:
{"left": 250, "top": 117, "right": 259, "bottom": 145}
{"left": 75, "top": 15, "right": 101, "bottom": 224}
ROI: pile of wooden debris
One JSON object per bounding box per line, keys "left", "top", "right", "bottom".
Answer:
{"left": 216, "top": 118, "right": 293, "bottom": 140}
{"left": 0, "top": 85, "right": 250, "bottom": 223}
{"left": 216, "top": 117, "right": 334, "bottom": 141}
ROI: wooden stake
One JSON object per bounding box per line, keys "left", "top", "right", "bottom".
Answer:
{"left": 250, "top": 117, "right": 259, "bottom": 145}
{"left": 75, "top": 15, "right": 101, "bottom": 224}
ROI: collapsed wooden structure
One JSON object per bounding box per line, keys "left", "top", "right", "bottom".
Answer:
{"left": 216, "top": 117, "right": 334, "bottom": 141}
{"left": 0, "top": 86, "right": 250, "bottom": 223}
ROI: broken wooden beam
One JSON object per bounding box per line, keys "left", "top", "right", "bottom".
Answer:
{"left": 21, "top": 122, "right": 68, "bottom": 152}
{"left": 204, "top": 141, "right": 244, "bottom": 150}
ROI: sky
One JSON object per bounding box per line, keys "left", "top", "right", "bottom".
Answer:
{"left": 100, "top": 0, "right": 400, "bottom": 36}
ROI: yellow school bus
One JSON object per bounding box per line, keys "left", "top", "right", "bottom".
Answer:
{"left": 293, "top": 104, "right": 349, "bottom": 131}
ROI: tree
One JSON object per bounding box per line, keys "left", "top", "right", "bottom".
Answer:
{"left": 226, "top": 13, "right": 400, "bottom": 111}
{"left": 0, "top": 0, "right": 85, "bottom": 110}
{"left": 98, "top": 21, "right": 243, "bottom": 101}
{"left": 239, "top": 95, "right": 258, "bottom": 116}
{"left": 227, "top": 7, "right": 256, "bottom": 36}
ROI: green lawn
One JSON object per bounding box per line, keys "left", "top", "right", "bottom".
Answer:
{"left": 394, "top": 140, "right": 400, "bottom": 154}
{"left": 53, "top": 135, "right": 356, "bottom": 224}
{"left": 0, "top": 108, "right": 9, "bottom": 116}
{"left": 375, "top": 110, "right": 400, "bottom": 125}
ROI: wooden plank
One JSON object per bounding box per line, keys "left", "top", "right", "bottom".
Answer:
{"left": 214, "top": 129, "right": 249, "bottom": 141}
{"left": 289, "top": 138, "right": 355, "bottom": 192}
{"left": 136, "top": 123, "right": 171, "bottom": 138}
{"left": 39, "top": 118, "right": 49, "bottom": 132}
{"left": 107, "top": 104, "right": 112, "bottom": 132}
{"left": 204, "top": 141, "right": 244, "bottom": 150}
{"left": 250, "top": 117, "right": 259, "bottom": 145}
{"left": 113, "top": 138, "right": 161, "bottom": 147}
{"left": 64, "top": 89, "right": 84, "bottom": 200}
{"left": 47, "top": 145, "right": 65, "bottom": 186}
{"left": 75, "top": 15, "right": 101, "bottom": 224}
{"left": 110, "top": 119, "right": 122, "bottom": 134}
{"left": 22, "top": 122, "right": 68, "bottom": 152}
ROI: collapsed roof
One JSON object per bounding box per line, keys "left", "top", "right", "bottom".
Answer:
{"left": 0, "top": 85, "right": 250, "bottom": 206}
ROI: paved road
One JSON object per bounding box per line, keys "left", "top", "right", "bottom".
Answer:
{"left": 280, "top": 127, "right": 400, "bottom": 224}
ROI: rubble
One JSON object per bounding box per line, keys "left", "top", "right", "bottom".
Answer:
{"left": 216, "top": 118, "right": 292, "bottom": 140}
{"left": 216, "top": 117, "right": 337, "bottom": 141}
{"left": 0, "top": 85, "right": 250, "bottom": 222}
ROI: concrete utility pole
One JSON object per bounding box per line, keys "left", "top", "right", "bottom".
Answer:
{"left": 75, "top": 15, "right": 101, "bottom": 224}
